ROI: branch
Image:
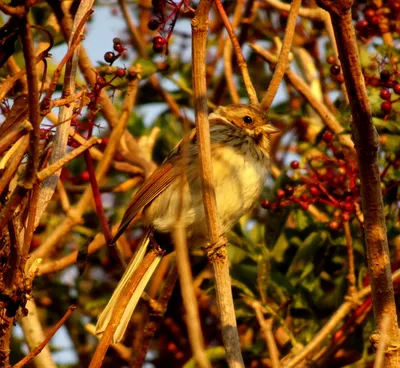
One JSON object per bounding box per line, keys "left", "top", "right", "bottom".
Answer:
{"left": 315, "top": 1, "right": 400, "bottom": 365}
{"left": 214, "top": 0, "right": 258, "bottom": 105}
{"left": 250, "top": 43, "right": 355, "bottom": 153}
{"left": 261, "top": 0, "right": 302, "bottom": 109}
{"left": 35, "top": 1, "right": 94, "bottom": 230}
{"left": 36, "top": 136, "right": 101, "bottom": 181}
{"left": 192, "top": 1, "right": 244, "bottom": 366}
{"left": 13, "top": 306, "right": 76, "bottom": 368}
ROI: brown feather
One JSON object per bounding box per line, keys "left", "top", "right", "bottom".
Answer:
{"left": 111, "top": 162, "right": 178, "bottom": 245}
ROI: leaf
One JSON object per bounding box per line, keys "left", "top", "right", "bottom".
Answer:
{"left": 133, "top": 58, "right": 158, "bottom": 78}
{"left": 292, "top": 209, "right": 314, "bottom": 232}
{"left": 286, "top": 231, "right": 328, "bottom": 283}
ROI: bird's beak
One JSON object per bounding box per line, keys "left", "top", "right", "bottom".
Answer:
{"left": 263, "top": 124, "right": 280, "bottom": 135}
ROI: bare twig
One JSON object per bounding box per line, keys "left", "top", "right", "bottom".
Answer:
{"left": 261, "top": 0, "right": 302, "bottom": 110}
{"left": 223, "top": 0, "right": 244, "bottom": 104}
{"left": 250, "top": 43, "right": 355, "bottom": 153}
{"left": 35, "top": 1, "right": 94, "bottom": 229}
{"left": 13, "top": 306, "right": 76, "bottom": 368}
{"left": 37, "top": 137, "right": 101, "bottom": 182}
{"left": 170, "top": 116, "right": 210, "bottom": 367}
{"left": 18, "top": 300, "right": 57, "bottom": 368}
{"left": 214, "top": 0, "right": 258, "bottom": 105}
{"left": 251, "top": 301, "right": 280, "bottom": 368}
{"left": 344, "top": 221, "right": 356, "bottom": 297}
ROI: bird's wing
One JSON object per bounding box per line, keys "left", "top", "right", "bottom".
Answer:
{"left": 111, "top": 162, "right": 178, "bottom": 245}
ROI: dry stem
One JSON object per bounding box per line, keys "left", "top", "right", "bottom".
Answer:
{"left": 214, "top": 0, "right": 258, "bottom": 105}
{"left": 261, "top": 0, "right": 302, "bottom": 110}
{"left": 13, "top": 306, "right": 76, "bottom": 368}
{"left": 192, "top": 1, "right": 244, "bottom": 366}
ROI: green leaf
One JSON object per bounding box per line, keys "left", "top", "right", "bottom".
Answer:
{"left": 133, "top": 58, "right": 158, "bottom": 78}
{"left": 287, "top": 231, "right": 328, "bottom": 283}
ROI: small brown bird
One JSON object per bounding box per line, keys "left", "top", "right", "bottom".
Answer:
{"left": 96, "top": 104, "right": 279, "bottom": 343}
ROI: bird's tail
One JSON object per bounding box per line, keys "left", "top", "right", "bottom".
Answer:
{"left": 95, "top": 230, "right": 162, "bottom": 344}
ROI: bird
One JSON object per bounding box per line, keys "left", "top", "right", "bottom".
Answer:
{"left": 95, "top": 104, "right": 279, "bottom": 343}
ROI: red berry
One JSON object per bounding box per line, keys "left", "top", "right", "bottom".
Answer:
{"left": 291, "top": 160, "right": 300, "bottom": 169}
{"left": 329, "top": 221, "right": 340, "bottom": 230}
{"left": 356, "top": 20, "right": 369, "bottom": 31}
{"left": 285, "top": 185, "right": 294, "bottom": 196}
{"left": 309, "top": 186, "right": 320, "bottom": 196}
{"left": 104, "top": 51, "right": 115, "bottom": 63}
{"left": 80, "top": 171, "right": 90, "bottom": 181}
{"left": 380, "top": 89, "right": 391, "bottom": 100}
{"left": 261, "top": 200, "right": 270, "bottom": 209}
{"left": 97, "top": 76, "right": 107, "bottom": 86}
{"left": 385, "top": 80, "right": 394, "bottom": 89}
{"left": 364, "top": 8, "right": 376, "bottom": 20}
{"left": 277, "top": 189, "right": 286, "bottom": 198}
{"left": 370, "top": 15, "right": 380, "bottom": 25}
{"left": 300, "top": 202, "right": 309, "bottom": 211}
{"left": 148, "top": 19, "right": 160, "bottom": 30}
{"left": 114, "top": 43, "right": 125, "bottom": 53}
{"left": 300, "top": 194, "right": 309, "bottom": 201}
{"left": 343, "top": 202, "right": 354, "bottom": 212}
{"left": 381, "top": 101, "right": 392, "bottom": 113}
{"left": 326, "top": 55, "right": 336, "bottom": 65}
{"left": 389, "top": 0, "right": 400, "bottom": 12}
{"left": 380, "top": 70, "right": 391, "bottom": 82}
{"left": 113, "top": 37, "right": 121, "bottom": 45}
{"left": 330, "top": 64, "right": 341, "bottom": 75}
{"left": 322, "top": 131, "right": 334, "bottom": 143}
{"left": 152, "top": 36, "right": 165, "bottom": 53}
{"left": 115, "top": 67, "right": 126, "bottom": 78}
{"left": 393, "top": 82, "right": 400, "bottom": 95}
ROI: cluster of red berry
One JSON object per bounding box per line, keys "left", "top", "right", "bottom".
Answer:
{"left": 261, "top": 131, "right": 361, "bottom": 231}
{"left": 365, "top": 68, "right": 400, "bottom": 115}
{"left": 103, "top": 38, "right": 126, "bottom": 66}
{"left": 148, "top": 0, "right": 189, "bottom": 54}
{"left": 355, "top": 1, "right": 400, "bottom": 39}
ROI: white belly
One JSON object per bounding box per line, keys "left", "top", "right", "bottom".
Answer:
{"left": 148, "top": 142, "right": 268, "bottom": 242}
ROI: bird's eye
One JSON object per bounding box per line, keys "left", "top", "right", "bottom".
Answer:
{"left": 243, "top": 115, "right": 253, "bottom": 124}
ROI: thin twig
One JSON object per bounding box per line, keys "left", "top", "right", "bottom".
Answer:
{"left": 13, "top": 306, "right": 76, "bottom": 368}
{"left": 214, "top": 0, "right": 258, "bottom": 105}
{"left": 343, "top": 221, "right": 356, "bottom": 297}
{"left": 261, "top": 0, "right": 302, "bottom": 110}
{"left": 223, "top": 0, "right": 244, "bottom": 104}
{"left": 37, "top": 137, "right": 101, "bottom": 182}
{"left": 251, "top": 302, "right": 280, "bottom": 368}
{"left": 250, "top": 43, "right": 355, "bottom": 153}
{"left": 170, "top": 115, "right": 210, "bottom": 367}
{"left": 35, "top": 1, "right": 94, "bottom": 230}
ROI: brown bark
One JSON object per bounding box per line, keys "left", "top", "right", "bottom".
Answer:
{"left": 316, "top": 0, "right": 400, "bottom": 366}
